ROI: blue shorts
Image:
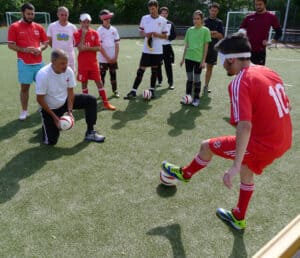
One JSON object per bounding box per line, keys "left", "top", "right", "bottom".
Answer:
{"left": 17, "top": 59, "right": 44, "bottom": 84}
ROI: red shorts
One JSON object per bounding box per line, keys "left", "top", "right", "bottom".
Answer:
{"left": 208, "top": 136, "right": 276, "bottom": 175}
{"left": 77, "top": 69, "right": 101, "bottom": 82}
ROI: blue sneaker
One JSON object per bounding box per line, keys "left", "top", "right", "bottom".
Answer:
{"left": 216, "top": 208, "right": 246, "bottom": 231}
{"left": 161, "top": 161, "right": 190, "bottom": 182}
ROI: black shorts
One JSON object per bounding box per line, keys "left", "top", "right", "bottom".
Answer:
{"left": 251, "top": 51, "right": 266, "bottom": 65}
{"left": 206, "top": 49, "right": 218, "bottom": 65}
{"left": 99, "top": 62, "right": 118, "bottom": 71}
{"left": 185, "top": 59, "right": 202, "bottom": 74}
{"left": 139, "top": 53, "right": 163, "bottom": 67}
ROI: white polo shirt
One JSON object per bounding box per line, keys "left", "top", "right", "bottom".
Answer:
{"left": 47, "top": 21, "right": 77, "bottom": 52}
{"left": 35, "top": 63, "right": 76, "bottom": 109}
{"left": 139, "top": 15, "right": 168, "bottom": 54}
{"left": 97, "top": 25, "right": 120, "bottom": 63}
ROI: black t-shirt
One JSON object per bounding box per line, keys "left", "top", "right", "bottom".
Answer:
{"left": 204, "top": 17, "right": 224, "bottom": 48}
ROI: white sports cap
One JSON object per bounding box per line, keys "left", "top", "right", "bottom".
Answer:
{"left": 80, "top": 13, "right": 92, "bottom": 21}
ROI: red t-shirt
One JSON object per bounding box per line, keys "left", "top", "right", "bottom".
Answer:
{"left": 240, "top": 12, "right": 280, "bottom": 52}
{"left": 74, "top": 28, "right": 100, "bottom": 71}
{"left": 7, "top": 20, "right": 48, "bottom": 64}
{"left": 229, "top": 65, "right": 292, "bottom": 157}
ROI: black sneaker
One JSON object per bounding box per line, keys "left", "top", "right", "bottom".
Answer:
{"left": 123, "top": 91, "right": 136, "bottom": 100}
{"left": 204, "top": 86, "right": 211, "bottom": 93}
{"left": 169, "top": 85, "right": 175, "bottom": 90}
{"left": 150, "top": 89, "right": 155, "bottom": 99}
{"left": 85, "top": 131, "right": 105, "bottom": 143}
{"left": 113, "top": 91, "right": 120, "bottom": 98}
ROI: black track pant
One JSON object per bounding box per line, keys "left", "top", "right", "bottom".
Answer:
{"left": 40, "top": 94, "right": 97, "bottom": 145}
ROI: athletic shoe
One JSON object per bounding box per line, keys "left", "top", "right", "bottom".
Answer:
{"left": 157, "top": 81, "right": 162, "bottom": 87}
{"left": 103, "top": 102, "right": 116, "bottom": 110}
{"left": 169, "top": 85, "right": 175, "bottom": 90}
{"left": 85, "top": 130, "right": 105, "bottom": 143}
{"left": 192, "top": 98, "right": 200, "bottom": 107}
{"left": 161, "top": 161, "right": 190, "bottom": 182}
{"left": 150, "top": 89, "right": 155, "bottom": 99}
{"left": 204, "top": 86, "right": 211, "bottom": 93}
{"left": 113, "top": 91, "right": 120, "bottom": 98}
{"left": 216, "top": 208, "right": 246, "bottom": 231}
{"left": 123, "top": 91, "right": 136, "bottom": 100}
{"left": 19, "top": 110, "right": 28, "bottom": 120}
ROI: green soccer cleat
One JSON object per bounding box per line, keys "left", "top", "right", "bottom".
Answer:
{"left": 216, "top": 208, "right": 246, "bottom": 231}
{"left": 161, "top": 161, "right": 190, "bottom": 182}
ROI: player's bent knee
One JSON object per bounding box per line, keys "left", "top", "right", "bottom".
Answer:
{"left": 200, "top": 140, "right": 211, "bottom": 152}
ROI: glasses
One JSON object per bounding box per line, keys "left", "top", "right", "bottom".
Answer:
{"left": 193, "top": 17, "right": 201, "bottom": 20}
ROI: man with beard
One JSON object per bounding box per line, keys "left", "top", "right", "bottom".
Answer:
{"left": 8, "top": 3, "right": 48, "bottom": 120}
{"left": 161, "top": 33, "right": 292, "bottom": 231}
{"left": 240, "top": 0, "right": 282, "bottom": 65}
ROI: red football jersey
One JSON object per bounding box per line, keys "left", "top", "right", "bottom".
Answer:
{"left": 229, "top": 65, "right": 292, "bottom": 157}
{"left": 8, "top": 20, "right": 48, "bottom": 64}
{"left": 240, "top": 12, "right": 280, "bottom": 52}
{"left": 74, "top": 28, "right": 100, "bottom": 71}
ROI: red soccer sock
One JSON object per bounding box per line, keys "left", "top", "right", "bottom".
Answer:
{"left": 99, "top": 88, "right": 108, "bottom": 102}
{"left": 182, "top": 154, "right": 210, "bottom": 179}
{"left": 82, "top": 88, "right": 89, "bottom": 94}
{"left": 232, "top": 183, "right": 255, "bottom": 220}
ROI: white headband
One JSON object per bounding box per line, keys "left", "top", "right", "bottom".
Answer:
{"left": 219, "top": 52, "right": 251, "bottom": 65}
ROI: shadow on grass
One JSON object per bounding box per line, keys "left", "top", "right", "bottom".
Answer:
{"left": 228, "top": 227, "right": 247, "bottom": 258}
{"left": 111, "top": 98, "right": 152, "bottom": 129}
{"left": 0, "top": 112, "right": 40, "bottom": 142}
{"left": 217, "top": 214, "right": 248, "bottom": 258}
{"left": 156, "top": 184, "right": 177, "bottom": 198}
{"left": 167, "top": 105, "right": 201, "bottom": 136}
{"left": 167, "top": 93, "right": 212, "bottom": 136}
{"left": 0, "top": 141, "right": 89, "bottom": 204}
{"left": 147, "top": 223, "right": 186, "bottom": 258}
{"left": 200, "top": 92, "right": 212, "bottom": 110}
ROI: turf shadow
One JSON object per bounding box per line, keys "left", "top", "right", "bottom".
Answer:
{"left": 200, "top": 91, "right": 212, "bottom": 110}
{"left": 111, "top": 98, "right": 152, "bottom": 129}
{"left": 228, "top": 227, "right": 247, "bottom": 258}
{"left": 147, "top": 223, "right": 186, "bottom": 258}
{"left": 167, "top": 104, "right": 201, "bottom": 136}
{"left": 0, "top": 141, "right": 89, "bottom": 204}
{"left": 216, "top": 214, "right": 248, "bottom": 257}
{"left": 156, "top": 184, "right": 177, "bottom": 197}
{"left": 0, "top": 111, "right": 40, "bottom": 142}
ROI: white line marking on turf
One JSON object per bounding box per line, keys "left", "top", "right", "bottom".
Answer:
{"left": 284, "top": 83, "right": 294, "bottom": 87}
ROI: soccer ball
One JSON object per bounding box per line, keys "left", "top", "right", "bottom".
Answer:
{"left": 160, "top": 170, "right": 178, "bottom": 186}
{"left": 59, "top": 115, "right": 74, "bottom": 130}
{"left": 181, "top": 94, "right": 193, "bottom": 105}
{"left": 143, "top": 89, "right": 152, "bottom": 100}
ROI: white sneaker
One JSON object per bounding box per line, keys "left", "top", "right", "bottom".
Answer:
{"left": 192, "top": 99, "right": 200, "bottom": 107}
{"left": 19, "top": 110, "right": 28, "bottom": 120}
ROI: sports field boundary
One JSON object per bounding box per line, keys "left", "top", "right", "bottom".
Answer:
{"left": 253, "top": 214, "right": 300, "bottom": 258}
